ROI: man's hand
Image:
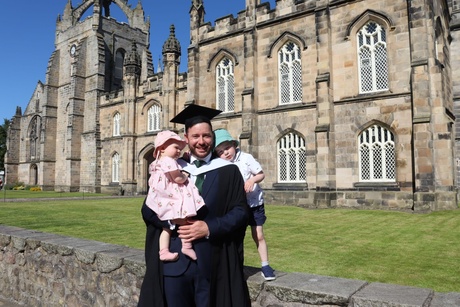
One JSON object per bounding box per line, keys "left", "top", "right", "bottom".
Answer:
{"left": 177, "top": 219, "right": 209, "bottom": 242}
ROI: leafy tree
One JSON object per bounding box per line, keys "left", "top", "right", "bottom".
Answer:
{"left": 0, "top": 119, "right": 10, "bottom": 170}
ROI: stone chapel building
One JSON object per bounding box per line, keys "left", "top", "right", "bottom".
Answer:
{"left": 5, "top": 0, "right": 460, "bottom": 211}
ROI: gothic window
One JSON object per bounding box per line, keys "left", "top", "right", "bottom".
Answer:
{"left": 216, "top": 58, "right": 235, "bottom": 113}
{"left": 113, "top": 50, "right": 125, "bottom": 89}
{"left": 434, "top": 19, "right": 445, "bottom": 65}
{"left": 435, "top": 36, "right": 440, "bottom": 62}
{"left": 359, "top": 125, "right": 395, "bottom": 182}
{"left": 357, "top": 21, "right": 388, "bottom": 93}
{"left": 112, "top": 152, "right": 120, "bottom": 183}
{"left": 147, "top": 105, "right": 161, "bottom": 132}
{"left": 113, "top": 113, "right": 121, "bottom": 136}
{"left": 278, "top": 42, "right": 302, "bottom": 105}
{"left": 29, "top": 116, "right": 41, "bottom": 161}
{"left": 277, "top": 132, "right": 306, "bottom": 182}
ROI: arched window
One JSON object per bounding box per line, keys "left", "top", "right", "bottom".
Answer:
{"left": 113, "top": 113, "right": 121, "bottom": 136}
{"left": 216, "top": 58, "right": 235, "bottom": 113}
{"left": 29, "top": 116, "right": 41, "bottom": 161}
{"left": 358, "top": 125, "right": 395, "bottom": 182}
{"left": 278, "top": 42, "right": 302, "bottom": 105}
{"left": 148, "top": 105, "right": 161, "bottom": 132}
{"left": 434, "top": 18, "right": 447, "bottom": 68}
{"left": 112, "top": 153, "right": 120, "bottom": 183}
{"left": 357, "top": 21, "right": 388, "bottom": 93}
{"left": 277, "top": 132, "right": 306, "bottom": 182}
{"left": 113, "top": 50, "right": 125, "bottom": 89}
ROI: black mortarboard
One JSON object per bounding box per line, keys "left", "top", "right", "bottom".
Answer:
{"left": 170, "top": 104, "right": 222, "bottom": 131}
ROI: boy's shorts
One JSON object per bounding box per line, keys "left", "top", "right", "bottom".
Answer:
{"left": 248, "top": 204, "right": 267, "bottom": 226}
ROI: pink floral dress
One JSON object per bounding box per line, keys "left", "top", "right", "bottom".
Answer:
{"left": 146, "top": 156, "right": 205, "bottom": 220}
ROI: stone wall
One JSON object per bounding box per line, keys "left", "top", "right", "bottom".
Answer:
{"left": 263, "top": 189, "right": 459, "bottom": 212}
{"left": 0, "top": 225, "right": 459, "bottom": 307}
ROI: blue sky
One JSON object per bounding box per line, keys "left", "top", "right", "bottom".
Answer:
{"left": 0, "top": 0, "right": 275, "bottom": 123}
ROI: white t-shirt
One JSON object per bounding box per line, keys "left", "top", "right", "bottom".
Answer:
{"left": 233, "top": 149, "right": 264, "bottom": 208}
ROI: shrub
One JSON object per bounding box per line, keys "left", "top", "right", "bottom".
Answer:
{"left": 8, "top": 182, "right": 26, "bottom": 190}
{"left": 2, "top": 183, "right": 14, "bottom": 190}
{"left": 30, "top": 187, "right": 42, "bottom": 192}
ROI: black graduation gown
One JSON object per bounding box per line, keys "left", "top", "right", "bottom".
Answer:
{"left": 138, "top": 163, "right": 251, "bottom": 307}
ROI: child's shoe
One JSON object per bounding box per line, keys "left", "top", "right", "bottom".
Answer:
{"left": 261, "top": 265, "right": 276, "bottom": 281}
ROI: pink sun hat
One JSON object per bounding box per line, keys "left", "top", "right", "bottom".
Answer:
{"left": 154, "top": 130, "right": 187, "bottom": 157}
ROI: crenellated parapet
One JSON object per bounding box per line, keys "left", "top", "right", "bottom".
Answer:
{"left": 190, "top": 0, "right": 329, "bottom": 43}
{"left": 190, "top": 1, "right": 290, "bottom": 44}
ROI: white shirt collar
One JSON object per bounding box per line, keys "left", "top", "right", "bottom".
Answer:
{"left": 191, "top": 152, "right": 212, "bottom": 165}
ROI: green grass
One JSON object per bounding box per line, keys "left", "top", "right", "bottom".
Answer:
{"left": 0, "top": 189, "right": 109, "bottom": 199}
{"left": 0, "top": 197, "right": 459, "bottom": 293}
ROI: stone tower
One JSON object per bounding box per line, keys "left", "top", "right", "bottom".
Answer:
{"left": 5, "top": 0, "right": 153, "bottom": 193}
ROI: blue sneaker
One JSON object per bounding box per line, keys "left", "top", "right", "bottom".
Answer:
{"left": 261, "top": 265, "right": 276, "bottom": 281}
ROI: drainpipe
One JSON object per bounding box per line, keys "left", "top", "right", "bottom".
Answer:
{"left": 406, "top": 0, "right": 416, "bottom": 210}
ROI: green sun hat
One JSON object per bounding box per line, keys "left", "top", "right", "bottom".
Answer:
{"left": 214, "top": 128, "right": 239, "bottom": 148}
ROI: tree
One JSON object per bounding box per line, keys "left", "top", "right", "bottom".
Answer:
{"left": 0, "top": 118, "right": 10, "bottom": 170}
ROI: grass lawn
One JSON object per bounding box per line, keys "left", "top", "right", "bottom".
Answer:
{"left": 0, "top": 196, "right": 459, "bottom": 293}
{"left": 0, "top": 189, "right": 109, "bottom": 199}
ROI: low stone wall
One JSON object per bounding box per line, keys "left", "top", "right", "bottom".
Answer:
{"left": 0, "top": 225, "right": 459, "bottom": 307}
{"left": 264, "top": 190, "right": 459, "bottom": 212}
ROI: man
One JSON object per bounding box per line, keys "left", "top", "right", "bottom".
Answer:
{"left": 138, "top": 104, "right": 251, "bottom": 307}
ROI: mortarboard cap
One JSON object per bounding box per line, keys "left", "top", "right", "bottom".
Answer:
{"left": 170, "top": 104, "right": 222, "bottom": 130}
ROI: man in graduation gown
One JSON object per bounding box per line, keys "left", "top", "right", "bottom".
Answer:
{"left": 138, "top": 105, "right": 251, "bottom": 307}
